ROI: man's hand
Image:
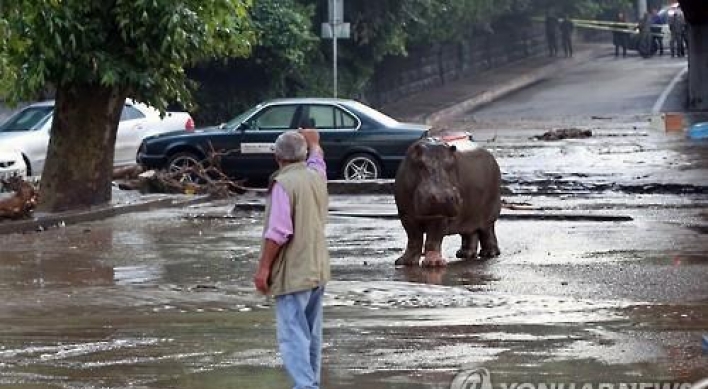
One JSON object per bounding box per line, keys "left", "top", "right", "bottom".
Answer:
{"left": 254, "top": 239, "right": 282, "bottom": 295}
{"left": 298, "top": 128, "right": 320, "bottom": 148}
{"left": 254, "top": 266, "right": 271, "bottom": 295}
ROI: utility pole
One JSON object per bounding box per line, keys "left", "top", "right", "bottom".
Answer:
{"left": 637, "top": 0, "right": 647, "bottom": 19}
{"left": 322, "top": 0, "right": 349, "bottom": 98}
{"left": 332, "top": 0, "right": 339, "bottom": 98}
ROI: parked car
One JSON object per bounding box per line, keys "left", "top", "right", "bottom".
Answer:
{"left": 0, "top": 147, "right": 27, "bottom": 192}
{"left": 137, "top": 98, "right": 430, "bottom": 182}
{"left": 0, "top": 100, "right": 195, "bottom": 176}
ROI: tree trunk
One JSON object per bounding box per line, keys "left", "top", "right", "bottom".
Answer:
{"left": 38, "top": 84, "right": 127, "bottom": 212}
{"left": 687, "top": 24, "right": 708, "bottom": 111}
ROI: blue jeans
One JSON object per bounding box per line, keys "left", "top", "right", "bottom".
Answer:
{"left": 275, "top": 286, "right": 325, "bottom": 389}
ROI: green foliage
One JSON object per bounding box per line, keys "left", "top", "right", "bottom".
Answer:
{"left": 402, "top": 0, "right": 519, "bottom": 44}
{"left": 0, "top": 0, "right": 255, "bottom": 111}
{"left": 251, "top": 0, "right": 317, "bottom": 72}
{"left": 293, "top": 0, "right": 526, "bottom": 104}
{"left": 188, "top": 0, "right": 318, "bottom": 125}
{"left": 0, "top": 0, "right": 634, "bottom": 124}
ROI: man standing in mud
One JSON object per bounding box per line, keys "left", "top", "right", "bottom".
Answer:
{"left": 254, "top": 122, "right": 330, "bottom": 389}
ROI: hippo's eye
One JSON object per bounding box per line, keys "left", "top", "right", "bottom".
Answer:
{"left": 448, "top": 145, "right": 457, "bottom": 153}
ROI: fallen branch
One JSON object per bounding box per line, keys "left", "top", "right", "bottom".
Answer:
{"left": 115, "top": 142, "right": 256, "bottom": 197}
{"left": 113, "top": 164, "right": 144, "bottom": 180}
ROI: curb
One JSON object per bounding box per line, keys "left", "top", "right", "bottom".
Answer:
{"left": 230, "top": 203, "right": 633, "bottom": 222}
{"left": 0, "top": 195, "right": 211, "bottom": 236}
{"left": 423, "top": 47, "right": 606, "bottom": 126}
{"left": 652, "top": 66, "right": 688, "bottom": 114}
{"left": 0, "top": 180, "right": 396, "bottom": 235}
{"left": 328, "top": 211, "right": 632, "bottom": 222}
{"left": 327, "top": 180, "right": 394, "bottom": 195}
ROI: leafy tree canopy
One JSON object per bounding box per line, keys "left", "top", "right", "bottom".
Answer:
{"left": 0, "top": 0, "right": 255, "bottom": 111}
{"left": 187, "top": 0, "right": 318, "bottom": 124}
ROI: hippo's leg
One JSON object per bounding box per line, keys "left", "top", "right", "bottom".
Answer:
{"left": 395, "top": 217, "right": 423, "bottom": 266}
{"left": 478, "top": 223, "right": 501, "bottom": 258}
{"left": 456, "top": 233, "right": 479, "bottom": 259}
{"left": 422, "top": 221, "right": 447, "bottom": 268}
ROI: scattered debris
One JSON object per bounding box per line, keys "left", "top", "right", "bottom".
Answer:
{"left": 0, "top": 177, "right": 39, "bottom": 220}
{"left": 112, "top": 164, "right": 145, "bottom": 180}
{"left": 532, "top": 128, "right": 593, "bottom": 141}
{"left": 501, "top": 199, "right": 540, "bottom": 211}
{"left": 113, "top": 143, "right": 252, "bottom": 198}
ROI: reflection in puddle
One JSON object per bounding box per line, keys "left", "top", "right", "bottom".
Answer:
{"left": 114, "top": 265, "right": 163, "bottom": 285}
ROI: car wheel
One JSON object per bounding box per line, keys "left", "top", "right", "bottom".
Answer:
{"left": 167, "top": 152, "right": 205, "bottom": 183}
{"left": 342, "top": 153, "right": 381, "bottom": 180}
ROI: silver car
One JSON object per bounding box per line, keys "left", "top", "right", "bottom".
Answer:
{"left": 0, "top": 100, "right": 195, "bottom": 176}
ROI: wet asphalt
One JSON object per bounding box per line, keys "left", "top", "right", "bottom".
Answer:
{"left": 0, "top": 53, "right": 707, "bottom": 389}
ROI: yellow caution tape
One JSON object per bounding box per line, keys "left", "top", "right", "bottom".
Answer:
{"left": 532, "top": 16, "right": 668, "bottom": 36}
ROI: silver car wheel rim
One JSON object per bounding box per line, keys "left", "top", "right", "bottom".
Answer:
{"left": 344, "top": 157, "right": 378, "bottom": 180}
{"left": 169, "top": 155, "right": 201, "bottom": 182}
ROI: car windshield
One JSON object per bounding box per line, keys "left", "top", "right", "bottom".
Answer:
{"left": 0, "top": 106, "right": 53, "bottom": 132}
{"left": 343, "top": 101, "right": 400, "bottom": 127}
{"left": 222, "top": 105, "right": 262, "bottom": 131}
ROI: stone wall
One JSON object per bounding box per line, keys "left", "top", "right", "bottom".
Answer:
{"left": 366, "top": 23, "right": 547, "bottom": 107}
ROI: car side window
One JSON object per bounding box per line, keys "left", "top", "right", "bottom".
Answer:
{"left": 307, "top": 105, "right": 357, "bottom": 130}
{"left": 120, "top": 106, "right": 146, "bottom": 121}
{"left": 336, "top": 107, "right": 357, "bottom": 129}
{"left": 251, "top": 105, "right": 298, "bottom": 130}
{"left": 0, "top": 106, "right": 53, "bottom": 132}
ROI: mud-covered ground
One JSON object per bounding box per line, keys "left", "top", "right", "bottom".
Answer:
{"left": 0, "top": 54, "right": 706, "bottom": 389}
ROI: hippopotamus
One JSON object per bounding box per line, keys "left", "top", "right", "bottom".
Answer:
{"left": 394, "top": 132, "right": 502, "bottom": 267}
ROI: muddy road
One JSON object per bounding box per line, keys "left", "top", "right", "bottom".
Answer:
{"left": 1, "top": 54, "right": 707, "bottom": 388}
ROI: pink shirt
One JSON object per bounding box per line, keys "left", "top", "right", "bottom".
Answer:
{"left": 264, "top": 151, "right": 326, "bottom": 245}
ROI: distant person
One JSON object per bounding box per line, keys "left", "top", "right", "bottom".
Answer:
{"left": 560, "top": 16, "right": 574, "bottom": 58}
{"left": 638, "top": 11, "right": 651, "bottom": 34}
{"left": 682, "top": 16, "right": 689, "bottom": 55}
{"left": 253, "top": 126, "right": 330, "bottom": 389}
{"left": 650, "top": 8, "right": 664, "bottom": 56}
{"left": 637, "top": 10, "right": 654, "bottom": 55}
{"left": 545, "top": 13, "right": 559, "bottom": 57}
{"left": 670, "top": 8, "right": 686, "bottom": 57}
{"left": 613, "top": 12, "right": 629, "bottom": 57}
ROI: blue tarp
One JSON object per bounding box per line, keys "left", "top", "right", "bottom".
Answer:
{"left": 687, "top": 122, "right": 708, "bottom": 140}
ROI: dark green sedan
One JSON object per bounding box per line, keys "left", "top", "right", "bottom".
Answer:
{"left": 137, "top": 98, "right": 430, "bottom": 182}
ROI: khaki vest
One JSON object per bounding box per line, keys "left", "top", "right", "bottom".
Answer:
{"left": 263, "top": 162, "right": 330, "bottom": 296}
